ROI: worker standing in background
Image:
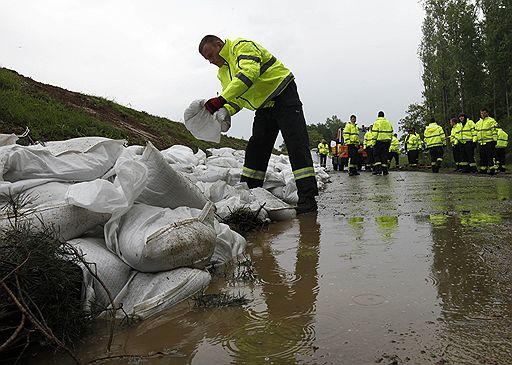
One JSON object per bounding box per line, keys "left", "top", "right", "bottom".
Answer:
{"left": 404, "top": 127, "right": 421, "bottom": 168}
{"left": 389, "top": 133, "right": 400, "bottom": 169}
{"left": 475, "top": 108, "right": 498, "bottom": 175}
{"left": 317, "top": 139, "right": 329, "bottom": 169}
{"left": 449, "top": 117, "right": 463, "bottom": 171}
{"left": 198, "top": 35, "right": 318, "bottom": 213}
{"left": 343, "top": 115, "right": 361, "bottom": 176}
{"left": 457, "top": 113, "right": 477, "bottom": 173}
{"left": 495, "top": 126, "right": 509, "bottom": 172}
{"left": 363, "top": 125, "right": 375, "bottom": 172}
{"left": 371, "top": 111, "right": 394, "bottom": 175}
{"left": 423, "top": 118, "right": 446, "bottom": 173}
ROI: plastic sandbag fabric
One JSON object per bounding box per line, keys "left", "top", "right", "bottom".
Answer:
{"left": 184, "top": 99, "right": 231, "bottom": 143}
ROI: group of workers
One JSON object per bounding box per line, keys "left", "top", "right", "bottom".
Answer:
{"left": 317, "top": 108, "right": 509, "bottom": 176}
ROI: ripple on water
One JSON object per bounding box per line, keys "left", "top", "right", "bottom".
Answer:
{"left": 425, "top": 273, "right": 440, "bottom": 287}
{"left": 258, "top": 266, "right": 303, "bottom": 285}
{"left": 223, "top": 319, "right": 316, "bottom": 362}
{"left": 352, "top": 293, "right": 386, "bottom": 306}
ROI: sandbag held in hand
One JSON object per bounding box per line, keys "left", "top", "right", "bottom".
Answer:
{"left": 184, "top": 99, "right": 231, "bottom": 143}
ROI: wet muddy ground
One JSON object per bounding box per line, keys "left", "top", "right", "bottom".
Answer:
{"left": 36, "top": 170, "right": 512, "bottom": 365}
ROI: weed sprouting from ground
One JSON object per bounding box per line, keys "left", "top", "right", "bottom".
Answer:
{"left": 192, "top": 292, "right": 250, "bottom": 309}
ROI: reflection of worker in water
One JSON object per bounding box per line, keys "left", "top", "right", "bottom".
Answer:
{"left": 375, "top": 216, "right": 398, "bottom": 241}
{"left": 239, "top": 214, "right": 321, "bottom": 363}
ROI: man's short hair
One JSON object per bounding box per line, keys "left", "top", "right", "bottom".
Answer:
{"left": 378, "top": 111, "right": 385, "bottom": 117}
{"left": 199, "top": 35, "right": 223, "bottom": 54}
{"left": 350, "top": 115, "right": 356, "bottom": 119}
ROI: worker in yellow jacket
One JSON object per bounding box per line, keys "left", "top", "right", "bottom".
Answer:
{"left": 457, "top": 113, "right": 477, "bottom": 173}
{"left": 404, "top": 127, "right": 421, "bottom": 168}
{"left": 495, "top": 126, "right": 509, "bottom": 172}
{"left": 371, "top": 111, "right": 394, "bottom": 175}
{"left": 449, "top": 117, "right": 463, "bottom": 171}
{"left": 363, "top": 125, "right": 376, "bottom": 171}
{"left": 317, "top": 139, "right": 329, "bottom": 169}
{"left": 474, "top": 108, "right": 498, "bottom": 175}
{"left": 388, "top": 133, "right": 400, "bottom": 168}
{"left": 423, "top": 118, "right": 446, "bottom": 173}
{"left": 343, "top": 115, "right": 361, "bottom": 176}
{"left": 199, "top": 35, "right": 318, "bottom": 213}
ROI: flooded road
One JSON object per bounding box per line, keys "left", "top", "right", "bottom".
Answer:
{"left": 40, "top": 171, "right": 512, "bottom": 365}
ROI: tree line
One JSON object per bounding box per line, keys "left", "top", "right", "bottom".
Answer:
{"left": 401, "top": 0, "right": 511, "bottom": 136}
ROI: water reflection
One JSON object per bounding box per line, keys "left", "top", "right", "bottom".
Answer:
{"left": 230, "top": 214, "right": 321, "bottom": 364}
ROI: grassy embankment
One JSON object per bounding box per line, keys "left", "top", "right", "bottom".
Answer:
{"left": 0, "top": 67, "right": 248, "bottom": 151}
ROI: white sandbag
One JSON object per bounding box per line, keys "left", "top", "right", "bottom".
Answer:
{"left": 207, "top": 147, "right": 236, "bottom": 157}
{"left": 211, "top": 221, "right": 247, "bottom": 265}
{"left": 215, "top": 195, "right": 268, "bottom": 221}
{"left": 184, "top": 99, "right": 231, "bottom": 143}
{"left": 0, "top": 134, "right": 18, "bottom": 146}
{"left": 0, "top": 181, "right": 111, "bottom": 241}
{"left": 195, "top": 149, "right": 207, "bottom": 165}
{"left": 112, "top": 268, "right": 211, "bottom": 319}
{"left": 263, "top": 170, "right": 285, "bottom": 189}
{"left": 161, "top": 145, "right": 200, "bottom": 166}
{"left": 0, "top": 137, "right": 125, "bottom": 182}
{"left": 136, "top": 142, "right": 208, "bottom": 210}
{"left": 282, "top": 182, "right": 299, "bottom": 205}
{"left": 193, "top": 165, "right": 229, "bottom": 183}
{"left": 69, "top": 237, "right": 132, "bottom": 312}
{"left": 206, "top": 156, "right": 241, "bottom": 168}
{"left": 251, "top": 187, "right": 296, "bottom": 221}
{"left": 116, "top": 203, "right": 217, "bottom": 272}
{"left": 226, "top": 168, "right": 242, "bottom": 185}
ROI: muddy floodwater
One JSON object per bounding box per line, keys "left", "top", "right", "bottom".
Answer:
{"left": 37, "top": 171, "right": 512, "bottom": 365}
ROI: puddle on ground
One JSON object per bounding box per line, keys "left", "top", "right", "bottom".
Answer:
{"left": 34, "top": 172, "right": 512, "bottom": 365}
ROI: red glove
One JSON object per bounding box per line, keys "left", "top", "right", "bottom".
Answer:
{"left": 204, "top": 96, "right": 226, "bottom": 114}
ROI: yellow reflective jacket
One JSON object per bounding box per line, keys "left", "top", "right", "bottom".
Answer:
{"left": 318, "top": 142, "right": 329, "bottom": 155}
{"left": 496, "top": 128, "right": 509, "bottom": 148}
{"left": 424, "top": 122, "right": 446, "bottom": 148}
{"left": 363, "top": 129, "right": 376, "bottom": 148}
{"left": 372, "top": 117, "right": 393, "bottom": 141}
{"left": 389, "top": 135, "right": 400, "bottom": 153}
{"left": 218, "top": 38, "right": 294, "bottom": 115}
{"left": 450, "top": 123, "right": 462, "bottom": 145}
{"left": 459, "top": 119, "right": 476, "bottom": 143}
{"left": 405, "top": 132, "right": 421, "bottom": 151}
{"left": 343, "top": 122, "right": 360, "bottom": 145}
{"left": 475, "top": 117, "right": 498, "bottom": 145}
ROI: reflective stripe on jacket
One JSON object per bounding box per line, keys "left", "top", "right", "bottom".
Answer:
{"left": 475, "top": 117, "right": 498, "bottom": 145}
{"left": 389, "top": 136, "right": 400, "bottom": 153}
{"left": 218, "top": 38, "right": 294, "bottom": 115}
{"left": 318, "top": 142, "right": 329, "bottom": 155}
{"left": 496, "top": 128, "right": 509, "bottom": 148}
{"left": 424, "top": 122, "right": 446, "bottom": 148}
{"left": 343, "top": 122, "right": 360, "bottom": 145}
{"left": 459, "top": 119, "right": 476, "bottom": 143}
{"left": 405, "top": 133, "right": 421, "bottom": 150}
{"left": 372, "top": 117, "right": 393, "bottom": 141}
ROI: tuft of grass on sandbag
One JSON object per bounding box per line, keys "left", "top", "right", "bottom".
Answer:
{"left": 219, "top": 205, "right": 268, "bottom": 237}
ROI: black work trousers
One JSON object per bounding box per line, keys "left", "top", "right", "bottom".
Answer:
{"left": 496, "top": 148, "right": 506, "bottom": 171}
{"left": 460, "top": 142, "right": 476, "bottom": 171}
{"left": 452, "top": 144, "right": 462, "bottom": 167}
{"left": 478, "top": 141, "right": 497, "bottom": 172}
{"left": 241, "top": 80, "right": 318, "bottom": 200}
{"left": 347, "top": 144, "right": 358, "bottom": 172}
{"left": 407, "top": 150, "right": 419, "bottom": 166}
{"left": 319, "top": 154, "right": 327, "bottom": 168}
{"left": 389, "top": 152, "right": 399, "bottom": 167}
{"left": 366, "top": 147, "right": 374, "bottom": 169}
{"left": 429, "top": 146, "right": 444, "bottom": 172}
{"left": 373, "top": 140, "right": 391, "bottom": 172}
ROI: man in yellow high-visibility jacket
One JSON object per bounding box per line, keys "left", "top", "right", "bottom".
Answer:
{"left": 457, "top": 113, "right": 477, "bottom": 173}
{"left": 343, "top": 115, "right": 361, "bottom": 176}
{"left": 317, "top": 139, "right": 329, "bottom": 169}
{"left": 404, "top": 127, "right": 421, "bottom": 168}
{"left": 475, "top": 108, "right": 498, "bottom": 175}
{"left": 388, "top": 133, "right": 400, "bottom": 168}
{"left": 363, "top": 125, "right": 376, "bottom": 171}
{"left": 371, "top": 111, "right": 394, "bottom": 175}
{"left": 199, "top": 35, "right": 318, "bottom": 213}
{"left": 449, "top": 117, "right": 463, "bottom": 171}
{"left": 423, "top": 118, "right": 446, "bottom": 173}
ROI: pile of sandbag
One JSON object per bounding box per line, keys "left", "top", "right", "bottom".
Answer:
{"left": 0, "top": 135, "right": 330, "bottom": 320}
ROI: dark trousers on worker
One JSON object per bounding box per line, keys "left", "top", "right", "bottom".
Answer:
{"left": 241, "top": 80, "right": 318, "bottom": 201}
{"left": 496, "top": 148, "right": 506, "bottom": 172}
{"left": 478, "top": 141, "right": 497, "bottom": 174}
{"left": 429, "top": 146, "right": 444, "bottom": 173}
{"left": 365, "top": 147, "right": 374, "bottom": 171}
{"left": 452, "top": 144, "right": 462, "bottom": 170}
{"left": 389, "top": 152, "right": 399, "bottom": 167}
{"left": 373, "top": 140, "right": 391, "bottom": 174}
{"left": 407, "top": 150, "right": 419, "bottom": 167}
{"left": 319, "top": 153, "right": 327, "bottom": 168}
{"left": 460, "top": 142, "right": 477, "bottom": 172}
{"left": 347, "top": 144, "right": 358, "bottom": 174}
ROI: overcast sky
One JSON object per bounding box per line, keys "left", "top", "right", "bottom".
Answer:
{"left": 0, "top": 0, "right": 425, "bottom": 143}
